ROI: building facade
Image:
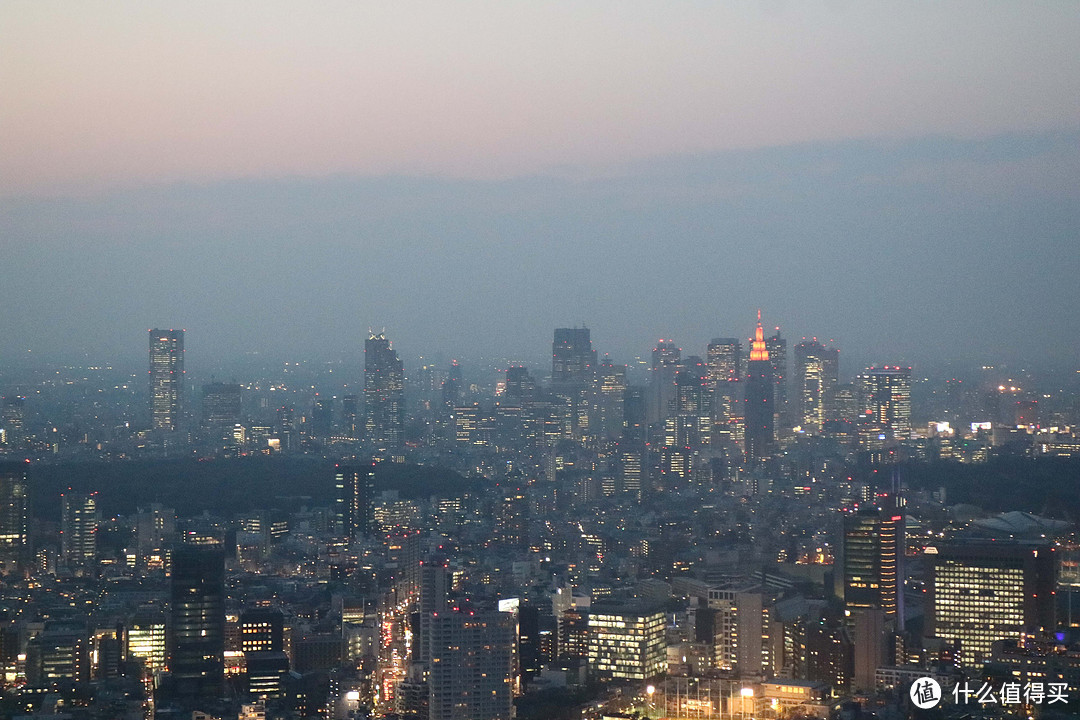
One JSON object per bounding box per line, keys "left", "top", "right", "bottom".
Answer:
{"left": 928, "top": 541, "right": 1056, "bottom": 668}
{"left": 587, "top": 603, "right": 666, "bottom": 681}
{"left": 169, "top": 542, "right": 226, "bottom": 698}
{"left": 149, "top": 329, "right": 184, "bottom": 432}
{"left": 840, "top": 496, "right": 905, "bottom": 629}
{"left": 428, "top": 610, "right": 515, "bottom": 720}
{"left": 364, "top": 332, "right": 405, "bottom": 449}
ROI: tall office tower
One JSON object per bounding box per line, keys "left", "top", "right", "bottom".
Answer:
{"left": 794, "top": 340, "right": 840, "bottom": 431}
{"left": 415, "top": 364, "right": 437, "bottom": 406}
{"left": 517, "top": 605, "right": 543, "bottom": 681}
{"left": 618, "top": 445, "right": 644, "bottom": 500}
{"left": 428, "top": 610, "right": 515, "bottom": 720}
{"left": 851, "top": 607, "right": 886, "bottom": 693}
{"left": 453, "top": 403, "right": 481, "bottom": 444}
{"left": 928, "top": 541, "right": 1056, "bottom": 668}
{"left": 840, "top": 494, "right": 905, "bottom": 629}
{"left": 311, "top": 394, "right": 333, "bottom": 437}
{"left": 504, "top": 366, "right": 537, "bottom": 402}
{"left": 334, "top": 463, "right": 376, "bottom": 539}
{"left": 149, "top": 329, "right": 184, "bottom": 432}
{"left": 60, "top": 490, "right": 97, "bottom": 568}
{"left": 0, "top": 397, "right": 25, "bottom": 446}
{"left": 169, "top": 542, "right": 225, "bottom": 698}
{"left": 706, "top": 338, "right": 742, "bottom": 385}
{"left": 416, "top": 562, "right": 450, "bottom": 664}
{"left": 136, "top": 504, "right": 176, "bottom": 563}
{"left": 648, "top": 340, "right": 681, "bottom": 425}
{"left": 552, "top": 328, "right": 597, "bottom": 383}
{"left": 856, "top": 366, "right": 912, "bottom": 439}
{"left": 494, "top": 489, "right": 528, "bottom": 548}
{"left": 442, "top": 360, "right": 464, "bottom": 410}
{"left": 744, "top": 313, "right": 775, "bottom": 461}
{"left": 341, "top": 395, "right": 359, "bottom": 437}
{"left": 622, "top": 386, "right": 646, "bottom": 446}
{"left": 620, "top": 385, "right": 647, "bottom": 500}
{"left": 587, "top": 602, "right": 667, "bottom": 680}
{"left": 663, "top": 356, "right": 713, "bottom": 452}
{"left": 0, "top": 464, "right": 28, "bottom": 575}
{"left": 674, "top": 356, "right": 712, "bottom": 417}
{"left": 831, "top": 384, "right": 859, "bottom": 424}
{"left": 707, "top": 338, "right": 742, "bottom": 429}
{"left": 551, "top": 328, "right": 596, "bottom": 441}
{"left": 364, "top": 332, "right": 405, "bottom": 449}
{"left": 201, "top": 382, "right": 242, "bottom": 427}
{"left": 276, "top": 406, "right": 295, "bottom": 450}
{"left": 766, "top": 329, "right": 788, "bottom": 413}
{"left": 594, "top": 358, "right": 627, "bottom": 440}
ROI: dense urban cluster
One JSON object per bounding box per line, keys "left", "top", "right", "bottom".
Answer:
{"left": 0, "top": 320, "right": 1079, "bottom": 720}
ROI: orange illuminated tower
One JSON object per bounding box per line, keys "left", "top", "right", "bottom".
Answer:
{"left": 744, "top": 311, "right": 775, "bottom": 461}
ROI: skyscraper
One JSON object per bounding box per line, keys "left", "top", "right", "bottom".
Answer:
{"left": 648, "top": 340, "right": 681, "bottom": 425}
{"left": 503, "top": 366, "right": 536, "bottom": 402}
{"left": 0, "top": 397, "right": 25, "bottom": 447}
{"left": 311, "top": 394, "right": 333, "bottom": 438}
{"left": 856, "top": 366, "right": 912, "bottom": 439}
{"left": 334, "top": 463, "right": 376, "bottom": 539}
{"left": 149, "top": 329, "right": 184, "bottom": 432}
{"left": 201, "top": 382, "right": 242, "bottom": 427}
{"left": 707, "top": 338, "right": 742, "bottom": 431}
{"left": 60, "top": 490, "right": 97, "bottom": 568}
{"left": 928, "top": 541, "right": 1055, "bottom": 668}
{"left": 674, "top": 356, "right": 711, "bottom": 417}
{"left": 794, "top": 340, "right": 839, "bottom": 431}
{"left": 364, "top": 332, "right": 405, "bottom": 449}
{"left": 442, "top": 360, "right": 464, "bottom": 411}
{"left": 0, "top": 463, "right": 28, "bottom": 575}
{"left": 706, "top": 338, "right": 742, "bottom": 385}
{"left": 766, "top": 329, "right": 787, "bottom": 414}
{"left": 594, "top": 357, "right": 627, "bottom": 440}
{"left": 840, "top": 494, "right": 905, "bottom": 629}
{"left": 341, "top": 395, "right": 359, "bottom": 437}
{"left": 744, "top": 313, "right": 775, "bottom": 461}
{"left": 428, "top": 609, "right": 515, "bottom": 720}
{"left": 169, "top": 542, "right": 225, "bottom": 698}
{"left": 551, "top": 328, "right": 596, "bottom": 441}
{"left": 551, "top": 328, "right": 596, "bottom": 383}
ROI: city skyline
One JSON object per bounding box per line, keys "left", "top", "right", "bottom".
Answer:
{"left": 2, "top": 3, "right": 1080, "bottom": 718}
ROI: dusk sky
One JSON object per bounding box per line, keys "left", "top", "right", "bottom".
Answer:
{"left": 2, "top": 2, "right": 1078, "bottom": 372}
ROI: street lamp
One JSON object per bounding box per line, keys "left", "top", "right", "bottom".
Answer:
{"left": 646, "top": 684, "right": 655, "bottom": 718}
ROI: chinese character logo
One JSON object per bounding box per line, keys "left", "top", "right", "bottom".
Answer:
{"left": 911, "top": 677, "right": 942, "bottom": 709}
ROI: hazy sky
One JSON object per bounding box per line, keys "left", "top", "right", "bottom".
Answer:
{"left": 1, "top": 2, "right": 1078, "bottom": 372}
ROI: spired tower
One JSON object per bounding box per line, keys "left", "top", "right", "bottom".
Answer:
{"left": 744, "top": 311, "right": 775, "bottom": 462}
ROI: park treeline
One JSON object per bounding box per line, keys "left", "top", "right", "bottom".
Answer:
{"left": 902, "top": 455, "right": 1080, "bottom": 519}
{"left": 24, "top": 456, "right": 475, "bottom": 519}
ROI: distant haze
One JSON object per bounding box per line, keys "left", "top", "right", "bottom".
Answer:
{"left": 1, "top": 3, "right": 1077, "bottom": 372}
